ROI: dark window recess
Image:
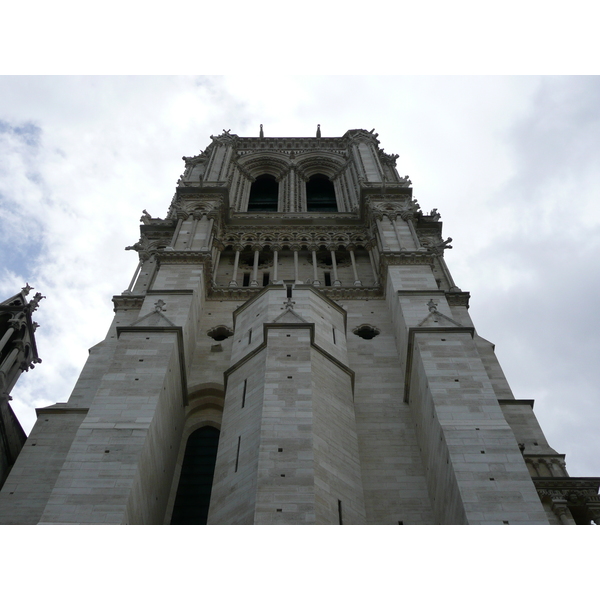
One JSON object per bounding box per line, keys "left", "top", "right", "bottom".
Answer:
{"left": 306, "top": 174, "right": 337, "bottom": 212}
{"left": 248, "top": 329, "right": 252, "bottom": 344}
{"left": 235, "top": 436, "right": 241, "bottom": 472}
{"left": 338, "top": 500, "right": 343, "bottom": 525}
{"left": 242, "top": 273, "right": 251, "bottom": 287}
{"left": 170, "top": 426, "right": 220, "bottom": 525}
{"left": 248, "top": 174, "right": 278, "bottom": 212}
{"left": 352, "top": 324, "right": 380, "bottom": 340}
{"left": 242, "top": 379, "right": 247, "bottom": 408}
{"left": 207, "top": 325, "right": 233, "bottom": 341}
{"left": 286, "top": 285, "right": 292, "bottom": 298}
{"left": 262, "top": 272, "right": 270, "bottom": 286}
{"left": 332, "top": 327, "right": 336, "bottom": 345}
{"left": 324, "top": 272, "right": 332, "bottom": 286}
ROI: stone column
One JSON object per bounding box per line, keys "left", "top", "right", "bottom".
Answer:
{"left": 390, "top": 214, "right": 406, "bottom": 250}
{"left": 551, "top": 498, "right": 574, "bottom": 525}
{"left": 0, "top": 347, "right": 19, "bottom": 375}
{"left": 587, "top": 504, "right": 600, "bottom": 525}
{"left": 250, "top": 247, "right": 260, "bottom": 287}
{"left": 366, "top": 243, "right": 379, "bottom": 286}
{"left": 272, "top": 246, "right": 280, "bottom": 283}
{"left": 124, "top": 260, "right": 143, "bottom": 294}
{"left": 330, "top": 249, "right": 341, "bottom": 287}
{"left": 0, "top": 323, "right": 17, "bottom": 355}
{"left": 189, "top": 212, "right": 201, "bottom": 250}
{"left": 348, "top": 246, "right": 362, "bottom": 287}
{"left": 293, "top": 246, "right": 300, "bottom": 283}
{"left": 550, "top": 458, "right": 566, "bottom": 477}
{"left": 402, "top": 212, "right": 424, "bottom": 251}
{"left": 374, "top": 217, "right": 390, "bottom": 252}
{"left": 230, "top": 247, "right": 241, "bottom": 287}
{"left": 311, "top": 247, "right": 320, "bottom": 287}
{"left": 170, "top": 211, "right": 187, "bottom": 249}
{"left": 212, "top": 247, "right": 222, "bottom": 285}
{"left": 436, "top": 252, "right": 461, "bottom": 292}
{"left": 204, "top": 216, "right": 215, "bottom": 250}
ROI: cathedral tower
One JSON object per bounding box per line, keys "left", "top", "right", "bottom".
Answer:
{"left": 1, "top": 128, "right": 598, "bottom": 524}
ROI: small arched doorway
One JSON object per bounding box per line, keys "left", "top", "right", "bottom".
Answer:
{"left": 170, "top": 426, "right": 220, "bottom": 525}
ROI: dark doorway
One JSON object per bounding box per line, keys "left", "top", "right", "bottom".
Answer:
{"left": 170, "top": 426, "right": 220, "bottom": 525}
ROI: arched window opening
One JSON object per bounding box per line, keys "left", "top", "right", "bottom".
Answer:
{"left": 170, "top": 426, "right": 220, "bottom": 525}
{"left": 248, "top": 174, "right": 278, "bottom": 212}
{"left": 306, "top": 174, "right": 337, "bottom": 212}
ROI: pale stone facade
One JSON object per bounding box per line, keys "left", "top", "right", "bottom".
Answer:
{"left": 1, "top": 128, "right": 598, "bottom": 524}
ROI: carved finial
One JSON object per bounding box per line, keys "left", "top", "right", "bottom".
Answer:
{"left": 21, "top": 283, "right": 33, "bottom": 296}
{"left": 316, "top": 124, "right": 321, "bottom": 138}
{"left": 154, "top": 299, "right": 167, "bottom": 313}
{"left": 284, "top": 298, "right": 295, "bottom": 309}
{"left": 427, "top": 299, "right": 438, "bottom": 313}
{"left": 140, "top": 209, "right": 152, "bottom": 224}
{"left": 259, "top": 124, "right": 264, "bottom": 138}
{"left": 429, "top": 208, "right": 441, "bottom": 221}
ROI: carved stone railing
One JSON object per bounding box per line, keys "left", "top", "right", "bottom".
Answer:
{"left": 533, "top": 477, "right": 600, "bottom": 525}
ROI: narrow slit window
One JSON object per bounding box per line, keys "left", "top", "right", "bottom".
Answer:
{"left": 248, "top": 329, "right": 252, "bottom": 344}
{"left": 324, "top": 272, "right": 332, "bottom": 286}
{"left": 235, "top": 436, "right": 241, "bottom": 472}
{"left": 242, "top": 379, "right": 247, "bottom": 408}
{"left": 338, "top": 500, "right": 343, "bottom": 525}
{"left": 286, "top": 285, "right": 292, "bottom": 298}
{"left": 242, "top": 272, "right": 250, "bottom": 287}
{"left": 332, "top": 327, "right": 336, "bottom": 345}
{"left": 262, "top": 272, "right": 270, "bottom": 286}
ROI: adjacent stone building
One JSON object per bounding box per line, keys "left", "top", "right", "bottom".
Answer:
{"left": 0, "top": 286, "right": 43, "bottom": 491}
{"left": 1, "top": 127, "right": 598, "bottom": 524}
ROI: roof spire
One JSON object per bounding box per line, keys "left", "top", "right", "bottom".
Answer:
{"left": 316, "top": 124, "right": 321, "bottom": 138}
{"left": 259, "top": 124, "right": 264, "bottom": 138}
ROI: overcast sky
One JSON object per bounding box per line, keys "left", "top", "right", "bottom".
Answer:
{"left": 1, "top": 75, "right": 599, "bottom": 480}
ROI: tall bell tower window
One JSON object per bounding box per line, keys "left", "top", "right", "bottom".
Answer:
{"left": 306, "top": 174, "right": 337, "bottom": 212}
{"left": 248, "top": 174, "right": 279, "bottom": 212}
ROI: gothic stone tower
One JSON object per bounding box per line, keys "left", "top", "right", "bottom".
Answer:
{"left": 1, "top": 128, "right": 598, "bottom": 525}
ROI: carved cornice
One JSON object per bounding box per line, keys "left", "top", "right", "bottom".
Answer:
{"left": 445, "top": 291, "right": 471, "bottom": 307}
{"left": 320, "top": 286, "right": 383, "bottom": 300}
{"left": 228, "top": 211, "right": 359, "bottom": 221}
{"left": 156, "top": 251, "right": 212, "bottom": 265}
{"left": 176, "top": 186, "right": 228, "bottom": 201}
{"left": 112, "top": 295, "right": 145, "bottom": 311}
{"left": 532, "top": 477, "right": 600, "bottom": 510}
{"left": 234, "top": 137, "right": 348, "bottom": 153}
{"left": 382, "top": 252, "right": 434, "bottom": 266}
{"left": 208, "top": 286, "right": 263, "bottom": 301}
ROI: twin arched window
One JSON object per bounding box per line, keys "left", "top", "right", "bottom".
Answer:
{"left": 248, "top": 174, "right": 278, "bottom": 212}
{"left": 247, "top": 173, "right": 338, "bottom": 212}
{"left": 306, "top": 174, "right": 337, "bottom": 212}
